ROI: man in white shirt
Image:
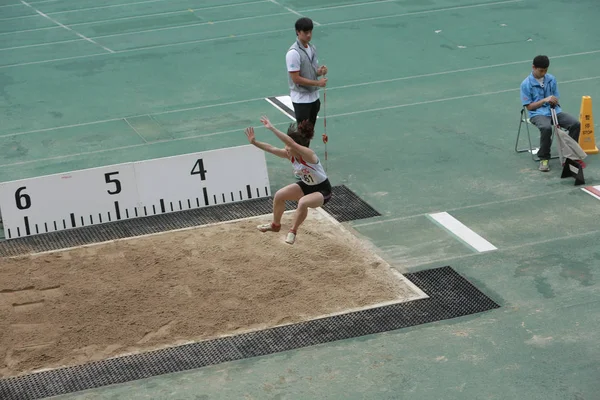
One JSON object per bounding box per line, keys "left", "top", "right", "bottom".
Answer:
{"left": 286, "top": 17, "right": 328, "bottom": 145}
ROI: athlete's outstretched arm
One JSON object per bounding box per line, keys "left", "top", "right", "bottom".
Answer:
{"left": 244, "top": 127, "right": 288, "bottom": 158}
{"left": 259, "top": 116, "right": 317, "bottom": 163}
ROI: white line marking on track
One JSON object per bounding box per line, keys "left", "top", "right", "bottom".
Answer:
{"left": 410, "top": 228, "right": 600, "bottom": 269}
{"left": 0, "top": 75, "right": 600, "bottom": 145}
{"left": 89, "top": 12, "right": 292, "bottom": 40}
{"left": 123, "top": 118, "right": 148, "bottom": 143}
{"left": 301, "top": 0, "right": 405, "bottom": 12}
{"left": 0, "top": 12, "right": 292, "bottom": 50}
{"left": 0, "top": 28, "right": 292, "bottom": 69}
{"left": 0, "top": 38, "right": 82, "bottom": 52}
{"left": 428, "top": 212, "right": 497, "bottom": 252}
{"left": 0, "top": 76, "right": 597, "bottom": 169}
{"left": 45, "top": 0, "right": 267, "bottom": 16}
{"left": 0, "top": 96, "right": 267, "bottom": 138}
{"left": 327, "top": 75, "right": 600, "bottom": 119}
{"left": 19, "top": 0, "right": 115, "bottom": 53}
{"left": 1, "top": 0, "right": 59, "bottom": 5}
{"left": 267, "top": 0, "right": 321, "bottom": 25}
{"left": 353, "top": 189, "right": 575, "bottom": 228}
{"left": 320, "top": 0, "right": 521, "bottom": 26}
{"left": 3, "top": 51, "right": 599, "bottom": 138}
{"left": 0, "top": 0, "right": 269, "bottom": 21}
{"left": 0, "top": 0, "right": 525, "bottom": 59}
{"left": 0, "top": 0, "right": 275, "bottom": 32}
{"left": 581, "top": 186, "right": 600, "bottom": 201}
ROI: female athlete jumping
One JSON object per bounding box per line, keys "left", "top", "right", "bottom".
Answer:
{"left": 244, "top": 116, "right": 332, "bottom": 244}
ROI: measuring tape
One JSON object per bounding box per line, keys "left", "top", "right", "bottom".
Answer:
{"left": 0, "top": 145, "right": 271, "bottom": 240}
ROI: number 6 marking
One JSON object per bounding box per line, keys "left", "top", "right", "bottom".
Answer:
{"left": 15, "top": 186, "right": 31, "bottom": 210}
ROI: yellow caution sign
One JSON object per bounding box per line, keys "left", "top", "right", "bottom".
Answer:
{"left": 579, "top": 96, "right": 599, "bottom": 154}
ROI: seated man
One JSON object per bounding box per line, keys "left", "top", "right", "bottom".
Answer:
{"left": 520, "top": 55, "right": 581, "bottom": 171}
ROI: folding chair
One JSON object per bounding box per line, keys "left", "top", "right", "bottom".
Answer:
{"left": 515, "top": 106, "right": 558, "bottom": 161}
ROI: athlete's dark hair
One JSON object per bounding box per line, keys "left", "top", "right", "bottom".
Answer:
{"left": 287, "top": 120, "right": 314, "bottom": 147}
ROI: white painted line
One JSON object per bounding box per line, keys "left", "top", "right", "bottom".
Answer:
{"left": 19, "top": 0, "right": 115, "bottom": 54}
{"left": 3, "top": 52, "right": 598, "bottom": 138}
{"left": 429, "top": 212, "right": 497, "bottom": 252}
{"left": 40, "top": 0, "right": 175, "bottom": 15}
{"left": 322, "top": 0, "right": 521, "bottom": 26}
{"left": 353, "top": 188, "right": 575, "bottom": 228}
{"left": 330, "top": 87, "right": 515, "bottom": 118}
{"left": 47, "top": 0, "right": 268, "bottom": 16}
{"left": 0, "top": 13, "right": 294, "bottom": 52}
{"left": 327, "top": 75, "right": 600, "bottom": 119}
{"left": 0, "top": 25, "right": 61, "bottom": 36}
{"left": 0, "top": 122, "right": 284, "bottom": 168}
{"left": 0, "top": 0, "right": 269, "bottom": 20}
{"left": 123, "top": 117, "right": 147, "bottom": 143}
{"left": 410, "top": 228, "right": 600, "bottom": 269}
{"left": 0, "top": 75, "right": 599, "bottom": 168}
{"left": 0, "top": 96, "right": 266, "bottom": 138}
{"left": 90, "top": 12, "right": 291, "bottom": 40}
{"left": 0, "top": 0, "right": 522, "bottom": 56}
{"left": 582, "top": 185, "right": 600, "bottom": 201}
{"left": 0, "top": 13, "right": 37, "bottom": 21}
{"left": 0, "top": 38, "right": 82, "bottom": 52}
{"left": 267, "top": 0, "right": 321, "bottom": 26}
{"left": 0, "top": 52, "right": 111, "bottom": 70}
{"left": 0, "top": 0, "right": 270, "bottom": 34}
{"left": 0, "top": 2, "right": 25, "bottom": 8}
{"left": 301, "top": 0, "right": 403, "bottom": 12}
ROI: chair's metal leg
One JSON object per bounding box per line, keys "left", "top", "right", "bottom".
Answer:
{"left": 515, "top": 108, "right": 540, "bottom": 161}
{"left": 516, "top": 107, "right": 559, "bottom": 162}
{"left": 524, "top": 116, "right": 540, "bottom": 161}
{"left": 515, "top": 109, "right": 529, "bottom": 153}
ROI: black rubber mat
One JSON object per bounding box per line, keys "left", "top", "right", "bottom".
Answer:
{"left": 0, "top": 185, "right": 380, "bottom": 257}
{"left": 322, "top": 185, "right": 381, "bottom": 222}
{"left": 0, "top": 266, "right": 499, "bottom": 400}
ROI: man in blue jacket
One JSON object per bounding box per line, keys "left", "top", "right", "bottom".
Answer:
{"left": 520, "top": 55, "right": 580, "bottom": 171}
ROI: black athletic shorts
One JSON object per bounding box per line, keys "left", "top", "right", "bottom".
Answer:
{"left": 295, "top": 178, "right": 332, "bottom": 204}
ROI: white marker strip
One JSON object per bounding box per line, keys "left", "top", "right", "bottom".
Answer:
{"left": 582, "top": 185, "right": 600, "bottom": 201}
{"left": 19, "top": 0, "right": 115, "bottom": 54}
{"left": 265, "top": 95, "right": 296, "bottom": 121}
{"left": 429, "top": 212, "right": 497, "bottom": 252}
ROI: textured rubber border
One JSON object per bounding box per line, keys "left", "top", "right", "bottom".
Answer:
{"left": 0, "top": 185, "right": 381, "bottom": 257}
{"left": 0, "top": 266, "right": 499, "bottom": 400}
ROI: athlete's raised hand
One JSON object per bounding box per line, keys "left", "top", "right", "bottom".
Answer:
{"left": 244, "top": 127, "right": 256, "bottom": 144}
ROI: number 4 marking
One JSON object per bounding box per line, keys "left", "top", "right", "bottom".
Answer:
{"left": 191, "top": 159, "right": 207, "bottom": 180}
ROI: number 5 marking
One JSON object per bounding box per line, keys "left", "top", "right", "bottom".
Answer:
{"left": 105, "top": 172, "right": 122, "bottom": 195}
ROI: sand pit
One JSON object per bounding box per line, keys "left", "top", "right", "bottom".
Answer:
{"left": 0, "top": 209, "right": 424, "bottom": 378}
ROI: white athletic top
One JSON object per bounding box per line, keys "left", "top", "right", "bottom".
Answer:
{"left": 291, "top": 155, "right": 328, "bottom": 185}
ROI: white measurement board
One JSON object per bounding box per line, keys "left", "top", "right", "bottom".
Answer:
{"left": 0, "top": 145, "right": 271, "bottom": 239}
